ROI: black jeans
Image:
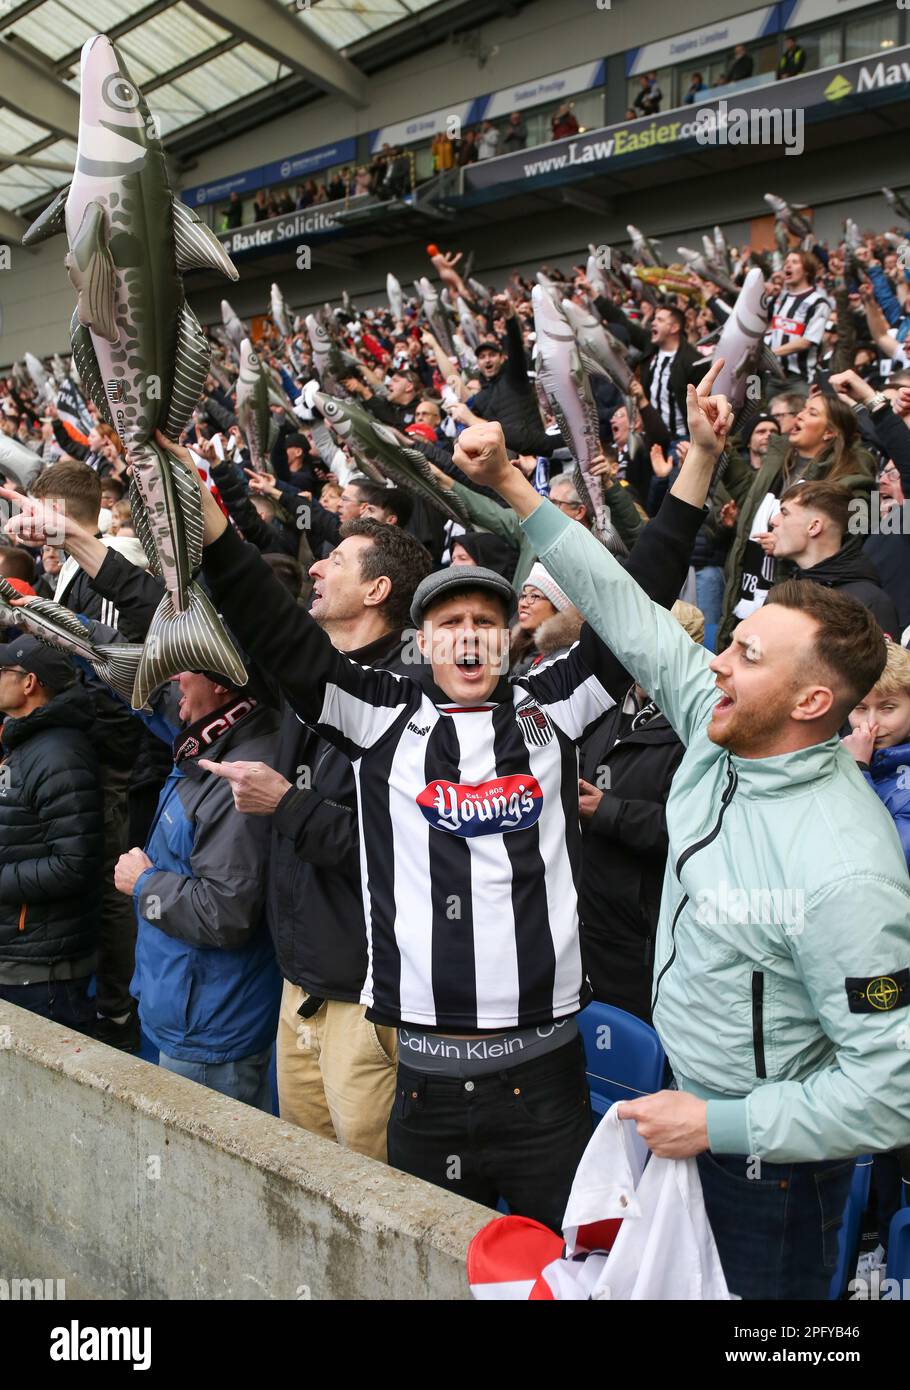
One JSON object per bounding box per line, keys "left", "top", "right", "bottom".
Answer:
{"left": 387, "top": 1034, "right": 592, "bottom": 1233}
{"left": 96, "top": 764, "right": 138, "bottom": 1020}
{"left": 0, "top": 976, "right": 95, "bottom": 1034}
{"left": 697, "top": 1150, "right": 855, "bottom": 1299}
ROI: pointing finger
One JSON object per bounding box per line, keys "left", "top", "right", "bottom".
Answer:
{"left": 698, "top": 357, "right": 725, "bottom": 396}
{"left": 197, "top": 757, "right": 241, "bottom": 779}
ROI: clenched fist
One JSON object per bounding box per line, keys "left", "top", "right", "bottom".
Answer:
{"left": 452, "top": 421, "right": 512, "bottom": 491}
{"left": 114, "top": 847, "right": 153, "bottom": 896}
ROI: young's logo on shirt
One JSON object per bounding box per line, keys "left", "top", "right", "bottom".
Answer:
{"left": 416, "top": 774, "right": 543, "bottom": 836}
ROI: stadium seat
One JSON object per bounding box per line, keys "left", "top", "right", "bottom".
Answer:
{"left": 828, "top": 1157, "right": 873, "bottom": 1300}
{"left": 886, "top": 1207, "right": 910, "bottom": 1294}
{"left": 577, "top": 1001, "right": 667, "bottom": 1120}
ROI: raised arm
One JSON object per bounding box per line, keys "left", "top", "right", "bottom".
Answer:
{"left": 0, "top": 485, "right": 162, "bottom": 640}
{"left": 156, "top": 433, "right": 416, "bottom": 752}
{"left": 453, "top": 365, "right": 731, "bottom": 745}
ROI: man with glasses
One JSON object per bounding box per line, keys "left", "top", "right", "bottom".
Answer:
{"left": 768, "top": 391, "right": 804, "bottom": 439}
{"left": 549, "top": 476, "right": 593, "bottom": 528}
{"left": 0, "top": 637, "right": 103, "bottom": 1033}
{"left": 430, "top": 464, "right": 598, "bottom": 593}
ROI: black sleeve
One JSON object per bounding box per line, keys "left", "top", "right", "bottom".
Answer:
{"left": 864, "top": 585, "right": 901, "bottom": 639}
{"left": 870, "top": 406, "right": 910, "bottom": 494}
{"left": 90, "top": 547, "right": 164, "bottom": 640}
{"left": 625, "top": 489, "right": 703, "bottom": 601}
{"left": 201, "top": 525, "right": 414, "bottom": 753}
{"left": 639, "top": 401, "right": 671, "bottom": 451}
{"left": 593, "top": 296, "right": 651, "bottom": 354}
{"left": 273, "top": 786, "right": 358, "bottom": 867}
{"left": 202, "top": 394, "right": 237, "bottom": 433}
{"left": 419, "top": 439, "right": 506, "bottom": 504}
{"left": 504, "top": 315, "right": 532, "bottom": 391}
{"left": 52, "top": 419, "right": 90, "bottom": 460}
{"left": 212, "top": 459, "right": 296, "bottom": 555}
{"left": 706, "top": 295, "right": 733, "bottom": 322}
{"left": 363, "top": 394, "right": 405, "bottom": 428}
{"left": 588, "top": 791, "right": 671, "bottom": 855}
{"left": 210, "top": 459, "right": 280, "bottom": 553}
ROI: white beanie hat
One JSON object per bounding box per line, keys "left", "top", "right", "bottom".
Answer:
{"left": 523, "top": 562, "right": 571, "bottom": 612}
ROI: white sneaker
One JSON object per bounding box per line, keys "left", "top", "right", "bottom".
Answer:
{"left": 853, "top": 1245, "right": 886, "bottom": 1299}
{"left": 856, "top": 1244, "right": 886, "bottom": 1278}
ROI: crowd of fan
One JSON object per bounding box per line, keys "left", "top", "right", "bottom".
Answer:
{"left": 221, "top": 99, "right": 592, "bottom": 231}
{"left": 1, "top": 202, "right": 909, "bottom": 1298}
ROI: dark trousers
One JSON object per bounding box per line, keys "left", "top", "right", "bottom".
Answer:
{"left": 0, "top": 976, "right": 95, "bottom": 1034}
{"left": 96, "top": 764, "right": 137, "bottom": 1019}
{"left": 873, "top": 1147, "right": 910, "bottom": 1250}
{"left": 387, "top": 1034, "right": 592, "bottom": 1233}
{"left": 697, "top": 1150, "right": 855, "bottom": 1299}
{"left": 582, "top": 920, "right": 654, "bottom": 1024}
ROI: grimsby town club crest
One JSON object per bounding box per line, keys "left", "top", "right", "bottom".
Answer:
{"left": 515, "top": 695, "right": 554, "bottom": 747}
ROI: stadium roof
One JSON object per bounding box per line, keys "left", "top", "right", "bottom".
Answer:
{"left": 0, "top": 0, "right": 516, "bottom": 235}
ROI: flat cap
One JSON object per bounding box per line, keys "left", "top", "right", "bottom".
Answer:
{"left": 410, "top": 564, "right": 514, "bottom": 627}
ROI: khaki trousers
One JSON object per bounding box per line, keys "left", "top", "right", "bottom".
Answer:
{"left": 276, "top": 980, "right": 397, "bottom": 1163}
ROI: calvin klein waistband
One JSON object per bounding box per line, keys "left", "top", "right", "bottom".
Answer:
{"left": 397, "top": 1017, "right": 578, "bottom": 1077}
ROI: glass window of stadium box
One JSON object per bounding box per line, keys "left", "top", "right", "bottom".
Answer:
{"left": 413, "top": 145, "right": 435, "bottom": 181}
{"left": 844, "top": 10, "right": 901, "bottom": 62}
{"left": 793, "top": 24, "right": 843, "bottom": 70}
{"left": 521, "top": 87, "right": 605, "bottom": 145}
{"left": 782, "top": 1, "right": 906, "bottom": 74}
{"left": 406, "top": 85, "right": 605, "bottom": 179}
{"left": 626, "top": 44, "right": 777, "bottom": 114}
{"left": 625, "top": 1, "right": 906, "bottom": 115}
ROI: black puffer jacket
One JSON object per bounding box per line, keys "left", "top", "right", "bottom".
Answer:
{"left": 471, "top": 316, "right": 555, "bottom": 457}
{"left": 0, "top": 683, "right": 103, "bottom": 964}
{"left": 792, "top": 537, "right": 900, "bottom": 637}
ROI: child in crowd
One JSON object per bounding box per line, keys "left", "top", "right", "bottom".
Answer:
{"left": 108, "top": 499, "right": 135, "bottom": 538}
{"left": 843, "top": 638, "right": 910, "bottom": 1286}
{"left": 844, "top": 639, "right": 910, "bottom": 866}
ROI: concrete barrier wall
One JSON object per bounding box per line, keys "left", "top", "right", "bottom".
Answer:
{"left": 0, "top": 1002, "right": 487, "bottom": 1300}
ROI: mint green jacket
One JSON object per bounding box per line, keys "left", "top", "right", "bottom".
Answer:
{"left": 523, "top": 498, "right": 910, "bottom": 1162}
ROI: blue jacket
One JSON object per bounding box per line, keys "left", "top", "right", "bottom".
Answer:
{"left": 132, "top": 701, "right": 282, "bottom": 1063}
{"left": 865, "top": 741, "right": 910, "bottom": 869}
{"left": 867, "top": 264, "right": 910, "bottom": 341}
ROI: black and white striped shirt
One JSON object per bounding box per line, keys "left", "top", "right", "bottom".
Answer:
{"left": 292, "top": 632, "right": 616, "bottom": 1030}
{"left": 764, "top": 287, "right": 829, "bottom": 380}
{"left": 652, "top": 349, "right": 686, "bottom": 440}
